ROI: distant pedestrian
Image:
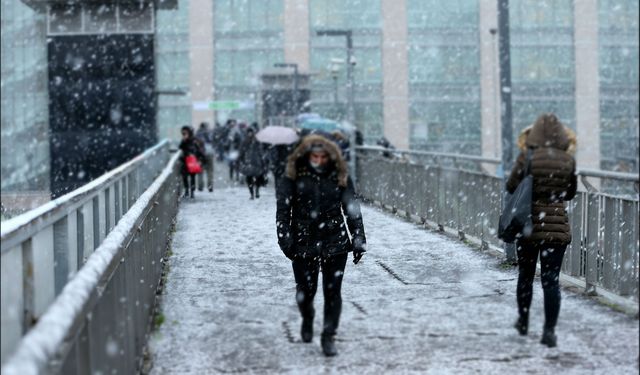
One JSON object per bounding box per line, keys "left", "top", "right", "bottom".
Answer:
{"left": 331, "top": 130, "right": 350, "bottom": 161}
{"left": 506, "top": 113, "right": 577, "bottom": 348}
{"left": 226, "top": 121, "right": 244, "bottom": 182}
{"left": 267, "top": 144, "right": 292, "bottom": 190}
{"left": 179, "top": 125, "right": 205, "bottom": 199}
{"left": 238, "top": 128, "right": 267, "bottom": 199}
{"left": 276, "top": 134, "right": 367, "bottom": 357}
{"left": 213, "top": 122, "right": 226, "bottom": 161}
{"left": 196, "top": 122, "right": 215, "bottom": 192}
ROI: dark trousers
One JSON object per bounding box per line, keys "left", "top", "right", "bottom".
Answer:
{"left": 246, "top": 176, "right": 260, "bottom": 198}
{"left": 516, "top": 243, "right": 566, "bottom": 330}
{"left": 181, "top": 172, "right": 195, "bottom": 194}
{"left": 292, "top": 253, "right": 348, "bottom": 337}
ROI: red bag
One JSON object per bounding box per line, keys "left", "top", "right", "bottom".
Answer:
{"left": 185, "top": 155, "right": 202, "bottom": 174}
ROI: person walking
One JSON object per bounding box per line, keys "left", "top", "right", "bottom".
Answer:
{"left": 179, "top": 125, "right": 205, "bottom": 199}
{"left": 267, "top": 144, "right": 292, "bottom": 190}
{"left": 238, "top": 127, "right": 267, "bottom": 199}
{"left": 227, "top": 121, "right": 244, "bottom": 182}
{"left": 196, "top": 122, "right": 215, "bottom": 192}
{"left": 213, "top": 122, "right": 226, "bottom": 162}
{"left": 506, "top": 113, "right": 577, "bottom": 348}
{"left": 276, "top": 134, "right": 367, "bottom": 357}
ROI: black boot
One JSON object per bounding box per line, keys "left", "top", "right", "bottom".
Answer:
{"left": 301, "top": 317, "right": 313, "bottom": 343}
{"left": 190, "top": 189, "right": 195, "bottom": 199}
{"left": 514, "top": 315, "right": 528, "bottom": 336}
{"left": 540, "top": 327, "right": 557, "bottom": 348}
{"left": 321, "top": 334, "right": 337, "bottom": 357}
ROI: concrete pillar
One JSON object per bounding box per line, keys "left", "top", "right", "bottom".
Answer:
{"left": 574, "top": 0, "right": 601, "bottom": 170}
{"left": 479, "top": 0, "right": 500, "bottom": 163}
{"left": 283, "top": 0, "right": 310, "bottom": 72}
{"left": 381, "top": 0, "right": 410, "bottom": 149}
{"left": 189, "top": 0, "right": 215, "bottom": 126}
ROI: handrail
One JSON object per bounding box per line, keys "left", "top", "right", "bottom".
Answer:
{"left": 357, "top": 145, "right": 640, "bottom": 183}
{"left": 578, "top": 168, "right": 639, "bottom": 182}
{"left": 1, "top": 140, "right": 171, "bottom": 252}
{"left": 0, "top": 140, "right": 171, "bottom": 365}
{"left": 1, "top": 152, "right": 181, "bottom": 374}
{"left": 356, "top": 145, "right": 502, "bottom": 165}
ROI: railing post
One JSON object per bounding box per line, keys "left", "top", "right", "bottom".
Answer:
{"left": 67, "top": 212, "right": 79, "bottom": 278}
{"left": 82, "top": 202, "right": 94, "bottom": 260}
{"left": 585, "top": 194, "right": 600, "bottom": 294}
{"left": 53, "top": 218, "right": 69, "bottom": 296}
{"left": 619, "top": 201, "right": 639, "bottom": 296}
{"left": 31, "top": 227, "right": 56, "bottom": 321}
{"left": 1, "top": 246, "right": 24, "bottom": 363}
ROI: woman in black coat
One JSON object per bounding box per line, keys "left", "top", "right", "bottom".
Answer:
{"left": 276, "top": 134, "right": 367, "bottom": 357}
{"left": 238, "top": 128, "right": 267, "bottom": 199}
{"left": 179, "top": 125, "right": 205, "bottom": 198}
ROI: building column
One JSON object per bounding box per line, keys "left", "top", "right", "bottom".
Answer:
{"left": 189, "top": 0, "right": 215, "bottom": 126}
{"left": 283, "top": 0, "right": 310, "bottom": 72}
{"left": 479, "top": 0, "right": 500, "bottom": 163}
{"left": 574, "top": 0, "right": 601, "bottom": 170}
{"left": 381, "top": 0, "right": 410, "bottom": 149}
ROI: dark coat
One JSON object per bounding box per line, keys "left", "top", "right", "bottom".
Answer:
{"left": 179, "top": 137, "right": 205, "bottom": 174}
{"left": 276, "top": 135, "right": 366, "bottom": 258}
{"left": 238, "top": 138, "right": 266, "bottom": 177}
{"left": 506, "top": 114, "right": 577, "bottom": 246}
{"left": 268, "top": 144, "right": 291, "bottom": 177}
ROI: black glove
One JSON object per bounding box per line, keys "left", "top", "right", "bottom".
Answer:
{"left": 352, "top": 239, "right": 366, "bottom": 264}
{"left": 279, "top": 238, "right": 296, "bottom": 260}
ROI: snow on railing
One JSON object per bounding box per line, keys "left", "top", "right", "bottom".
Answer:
{"left": 356, "top": 147, "right": 639, "bottom": 307}
{"left": 0, "top": 140, "right": 171, "bottom": 366}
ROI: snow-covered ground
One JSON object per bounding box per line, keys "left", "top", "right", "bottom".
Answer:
{"left": 149, "top": 171, "right": 639, "bottom": 374}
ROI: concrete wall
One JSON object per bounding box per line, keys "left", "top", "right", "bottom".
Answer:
{"left": 479, "top": 0, "right": 500, "bottom": 162}
{"left": 574, "top": 0, "right": 601, "bottom": 170}
{"left": 381, "top": 0, "right": 410, "bottom": 149}
{"left": 283, "top": 0, "right": 310, "bottom": 73}
{"left": 189, "top": 0, "right": 215, "bottom": 126}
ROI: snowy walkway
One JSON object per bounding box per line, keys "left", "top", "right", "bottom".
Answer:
{"left": 149, "top": 172, "right": 638, "bottom": 374}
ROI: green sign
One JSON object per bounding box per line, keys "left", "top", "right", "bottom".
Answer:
{"left": 209, "top": 101, "right": 241, "bottom": 110}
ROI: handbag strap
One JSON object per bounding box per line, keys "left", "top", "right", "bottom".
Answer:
{"left": 524, "top": 148, "right": 534, "bottom": 176}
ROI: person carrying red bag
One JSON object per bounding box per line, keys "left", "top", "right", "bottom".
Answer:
{"left": 179, "top": 125, "right": 205, "bottom": 199}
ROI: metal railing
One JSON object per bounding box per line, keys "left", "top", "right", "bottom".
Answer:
{"left": 0, "top": 140, "right": 172, "bottom": 366}
{"left": 356, "top": 146, "right": 639, "bottom": 301}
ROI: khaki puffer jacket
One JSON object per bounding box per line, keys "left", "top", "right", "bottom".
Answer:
{"left": 507, "top": 114, "right": 578, "bottom": 246}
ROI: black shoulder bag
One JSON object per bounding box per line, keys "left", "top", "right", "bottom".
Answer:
{"left": 498, "top": 149, "right": 534, "bottom": 243}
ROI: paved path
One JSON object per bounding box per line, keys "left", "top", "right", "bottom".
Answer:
{"left": 149, "top": 170, "right": 638, "bottom": 374}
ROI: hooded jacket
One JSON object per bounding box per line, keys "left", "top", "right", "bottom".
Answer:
{"left": 238, "top": 135, "right": 266, "bottom": 177}
{"left": 506, "top": 114, "right": 578, "bottom": 246}
{"left": 276, "top": 135, "right": 366, "bottom": 258}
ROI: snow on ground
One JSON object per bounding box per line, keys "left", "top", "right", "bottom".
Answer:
{"left": 149, "top": 167, "right": 639, "bottom": 375}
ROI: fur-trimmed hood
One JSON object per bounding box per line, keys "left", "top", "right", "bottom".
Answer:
{"left": 517, "top": 114, "right": 577, "bottom": 155}
{"left": 286, "top": 134, "right": 349, "bottom": 187}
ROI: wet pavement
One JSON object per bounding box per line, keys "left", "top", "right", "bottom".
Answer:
{"left": 149, "top": 168, "right": 639, "bottom": 374}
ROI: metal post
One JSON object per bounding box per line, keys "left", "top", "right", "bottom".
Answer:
{"left": 498, "top": 0, "right": 516, "bottom": 263}
{"left": 345, "top": 31, "right": 355, "bottom": 125}
{"left": 333, "top": 75, "right": 339, "bottom": 107}
{"left": 293, "top": 64, "right": 299, "bottom": 119}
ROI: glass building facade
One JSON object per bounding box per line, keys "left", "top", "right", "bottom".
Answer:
{"left": 510, "top": 0, "right": 576, "bottom": 135}
{"left": 214, "top": 0, "right": 284, "bottom": 123}
{"left": 0, "top": 0, "right": 49, "bottom": 193}
{"left": 156, "top": 0, "right": 192, "bottom": 142}
{"left": 407, "top": 0, "right": 481, "bottom": 154}
{"left": 310, "top": 0, "right": 383, "bottom": 142}
{"left": 598, "top": 0, "right": 639, "bottom": 172}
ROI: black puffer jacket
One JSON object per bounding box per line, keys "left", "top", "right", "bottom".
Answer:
{"left": 238, "top": 137, "right": 266, "bottom": 177}
{"left": 506, "top": 114, "right": 577, "bottom": 246}
{"left": 276, "top": 135, "right": 366, "bottom": 258}
{"left": 179, "top": 137, "right": 205, "bottom": 174}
